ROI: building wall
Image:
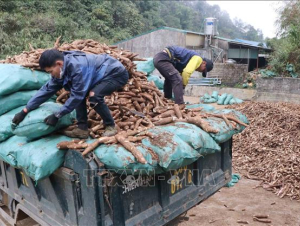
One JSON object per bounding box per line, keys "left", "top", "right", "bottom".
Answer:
{"left": 208, "top": 63, "right": 248, "bottom": 86}
{"left": 185, "top": 86, "right": 256, "bottom": 100}
{"left": 116, "top": 29, "right": 186, "bottom": 57}
{"left": 254, "top": 77, "right": 300, "bottom": 104}
{"left": 228, "top": 48, "right": 258, "bottom": 59}
{"left": 185, "top": 77, "right": 300, "bottom": 104}
{"left": 185, "top": 33, "right": 205, "bottom": 48}
{"left": 216, "top": 39, "right": 229, "bottom": 51}
{"left": 256, "top": 77, "right": 300, "bottom": 95}
{"left": 193, "top": 49, "right": 211, "bottom": 59}
{"left": 211, "top": 38, "right": 228, "bottom": 63}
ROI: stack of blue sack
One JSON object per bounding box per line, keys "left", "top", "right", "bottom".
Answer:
{"left": 93, "top": 105, "right": 249, "bottom": 175}
{"left": 200, "top": 91, "right": 244, "bottom": 105}
{"left": 0, "top": 64, "right": 249, "bottom": 181}
{"left": 0, "top": 64, "right": 76, "bottom": 181}
{"left": 134, "top": 58, "right": 164, "bottom": 90}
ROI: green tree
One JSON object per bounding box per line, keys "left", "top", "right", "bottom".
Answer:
{"left": 268, "top": 0, "right": 300, "bottom": 75}
{"left": 0, "top": 0, "right": 267, "bottom": 59}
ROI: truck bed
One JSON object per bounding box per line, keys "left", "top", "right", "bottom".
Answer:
{"left": 0, "top": 139, "right": 232, "bottom": 226}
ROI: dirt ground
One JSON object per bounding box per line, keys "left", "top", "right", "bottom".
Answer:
{"left": 169, "top": 97, "right": 300, "bottom": 226}
{"left": 184, "top": 96, "right": 203, "bottom": 105}
{"left": 2, "top": 178, "right": 299, "bottom": 226}
{"left": 169, "top": 178, "right": 300, "bottom": 226}
{"left": 184, "top": 96, "right": 226, "bottom": 110}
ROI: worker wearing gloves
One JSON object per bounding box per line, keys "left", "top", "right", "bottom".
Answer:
{"left": 153, "top": 46, "right": 213, "bottom": 104}
{"left": 12, "top": 49, "right": 129, "bottom": 139}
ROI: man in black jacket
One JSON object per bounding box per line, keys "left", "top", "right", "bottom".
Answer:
{"left": 12, "top": 49, "right": 129, "bottom": 138}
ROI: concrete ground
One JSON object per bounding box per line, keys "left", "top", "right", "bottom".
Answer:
{"left": 168, "top": 178, "right": 300, "bottom": 226}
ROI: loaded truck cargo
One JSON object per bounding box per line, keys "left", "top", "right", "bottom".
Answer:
{"left": 0, "top": 39, "right": 248, "bottom": 225}
{"left": 0, "top": 139, "right": 233, "bottom": 226}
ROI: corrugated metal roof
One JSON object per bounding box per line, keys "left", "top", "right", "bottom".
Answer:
{"left": 233, "top": 38, "right": 269, "bottom": 48}
{"left": 114, "top": 26, "right": 205, "bottom": 45}
{"left": 217, "top": 37, "right": 270, "bottom": 50}
{"left": 114, "top": 27, "right": 178, "bottom": 44}
{"left": 114, "top": 27, "right": 271, "bottom": 50}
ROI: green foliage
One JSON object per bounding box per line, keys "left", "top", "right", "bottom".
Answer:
{"left": 260, "top": 69, "right": 277, "bottom": 78}
{"left": 0, "top": 0, "right": 265, "bottom": 59}
{"left": 267, "top": 1, "right": 300, "bottom": 76}
{"left": 0, "top": 0, "right": 107, "bottom": 58}
{"left": 286, "top": 64, "right": 298, "bottom": 78}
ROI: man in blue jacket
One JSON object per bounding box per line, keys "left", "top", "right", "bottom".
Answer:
{"left": 12, "top": 49, "right": 129, "bottom": 138}
{"left": 154, "top": 46, "right": 213, "bottom": 104}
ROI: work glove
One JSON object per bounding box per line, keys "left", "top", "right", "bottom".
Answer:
{"left": 12, "top": 110, "right": 27, "bottom": 126}
{"left": 44, "top": 114, "right": 59, "bottom": 126}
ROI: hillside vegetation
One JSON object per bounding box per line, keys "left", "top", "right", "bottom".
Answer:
{"left": 0, "top": 0, "right": 264, "bottom": 58}
{"left": 266, "top": 0, "right": 300, "bottom": 76}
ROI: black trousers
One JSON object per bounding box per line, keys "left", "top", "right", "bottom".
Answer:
{"left": 76, "top": 70, "right": 129, "bottom": 130}
{"left": 153, "top": 52, "right": 184, "bottom": 104}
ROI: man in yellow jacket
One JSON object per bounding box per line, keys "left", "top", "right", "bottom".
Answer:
{"left": 153, "top": 46, "right": 213, "bottom": 104}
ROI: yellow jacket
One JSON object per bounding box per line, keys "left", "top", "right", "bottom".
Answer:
{"left": 181, "top": 56, "right": 203, "bottom": 86}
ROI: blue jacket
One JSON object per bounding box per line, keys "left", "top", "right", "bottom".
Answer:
{"left": 26, "top": 51, "right": 126, "bottom": 118}
{"left": 165, "top": 46, "right": 200, "bottom": 73}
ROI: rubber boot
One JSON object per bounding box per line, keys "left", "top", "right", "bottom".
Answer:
{"left": 102, "top": 126, "right": 117, "bottom": 137}
{"left": 64, "top": 127, "right": 89, "bottom": 139}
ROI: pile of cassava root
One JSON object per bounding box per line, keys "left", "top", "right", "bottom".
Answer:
{"left": 230, "top": 102, "right": 300, "bottom": 201}
{"left": 1, "top": 38, "right": 247, "bottom": 163}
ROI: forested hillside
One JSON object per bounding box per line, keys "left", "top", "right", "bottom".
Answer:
{"left": 0, "top": 0, "right": 264, "bottom": 58}
{"left": 266, "top": 0, "right": 300, "bottom": 75}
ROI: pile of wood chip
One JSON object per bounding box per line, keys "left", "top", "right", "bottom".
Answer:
{"left": 1, "top": 38, "right": 246, "bottom": 162}
{"left": 230, "top": 101, "right": 300, "bottom": 201}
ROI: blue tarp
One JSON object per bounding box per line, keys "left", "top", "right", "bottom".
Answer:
{"left": 12, "top": 102, "right": 76, "bottom": 140}
{"left": 0, "top": 135, "right": 71, "bottom": 181}
{"left": 0, "top": 64, "right": 50, "bottom": 96}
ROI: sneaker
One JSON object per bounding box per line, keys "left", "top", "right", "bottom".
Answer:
{"left": 102, "top": 126, "right": 117, "bottom": 137}
{"left": 64, "top": 127, "right": 89, "bottom": 139}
